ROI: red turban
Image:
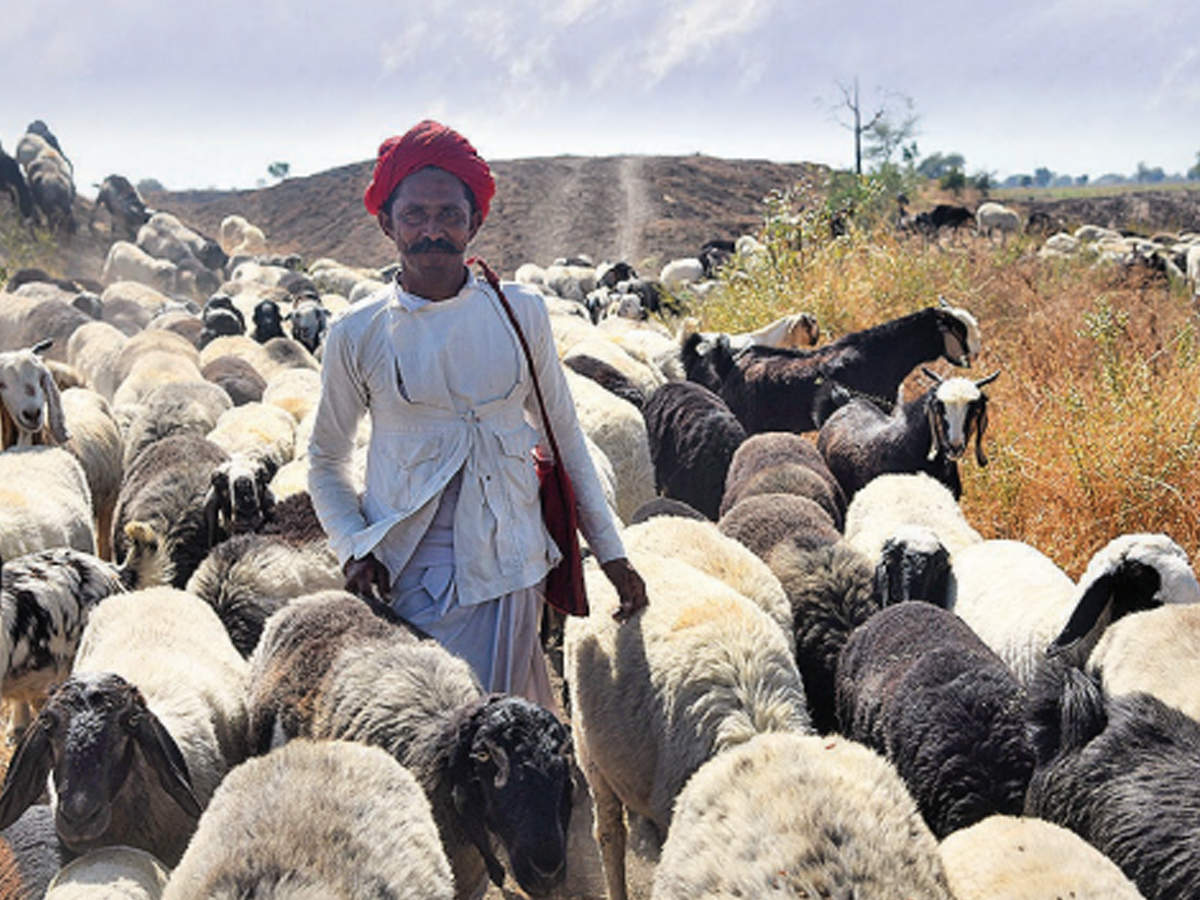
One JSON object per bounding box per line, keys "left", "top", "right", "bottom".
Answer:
{"left": 363, "top": 120, "right": 495, "bottom": 222}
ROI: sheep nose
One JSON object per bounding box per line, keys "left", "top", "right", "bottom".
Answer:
{"left": 20, "top": 408, "right": 41, "bottom": 426}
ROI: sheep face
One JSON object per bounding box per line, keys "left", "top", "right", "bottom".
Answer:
{"left": 875, "top": 526, "right": 952, "bottom": 607}
{"left": 252, "top": 300, "right": 285, "bottom": 342}
{"left": 0, "top": 673, "right": 200, "bottom": 851}
{"left": 288, "top": 301, "right": 329, "bottom": 353}
{"left": 0, "top": 341, "right": 66, "bottom": 447}
{"left": 204, "top": 457, "right": 276, "bottom": 544}
{"left": 452, "top": 697, "right": 573, "bottom": 896}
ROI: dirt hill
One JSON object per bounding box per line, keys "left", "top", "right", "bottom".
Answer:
{"left": 148, "top": 155, "right": 827, "bottom": 277}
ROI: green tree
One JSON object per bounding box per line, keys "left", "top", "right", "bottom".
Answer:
{"left": 917, "top": 152, "right": 965, "bottom": 180}
{"left": 267, "top": 161, "right": 291, "bottom": 181}
{"left": 1188, "top": 152, "right": 1200, "bottom": 180}
{"left": 1034, "top": 167, "right": 1054, "bottom": 188}
{"left": 940, "top": 168, "right": 967, "bottom": 195}
{"left": 1135, "top": 161, "right": 1165, "bottom": 183}
{"left": 970, "top": 170, "right": 993, "bottom": 195}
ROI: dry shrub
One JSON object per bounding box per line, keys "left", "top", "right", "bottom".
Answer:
{"left": 695, "top": 226, "right": 1200, "bottom": 578}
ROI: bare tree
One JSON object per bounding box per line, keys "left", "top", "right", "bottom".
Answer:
{"left": 830, "top": 79, "right": 919, "bottom": 174}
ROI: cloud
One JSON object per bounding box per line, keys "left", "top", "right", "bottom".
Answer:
{"left": 641, "top": 0, "right": 777, "bottom": 83}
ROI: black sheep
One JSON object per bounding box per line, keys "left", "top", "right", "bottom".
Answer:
{"left": 1025, "top": 660, "right": 1200, "bottom": 900}
{"left": 201, "top": 355, "right": 266, "bottom": 406}
{"left": 252, "top": 299, "right": 286, "bottom": 343}
{"left": 836, "top": 602, "right": 1035, "bottom": 839}
{"left": 563, "top": 354, "right": 646, "bottom": 410}
{"left": 0, "top": 144, "right": 34, "bottom": 221}
{"left": 642, "top": 381, "right": 746, "bottom": 520}
{"left": 91, "top": 174, "right": 150, "bottom": 239}
{"left": 683, "top": 300, "right": 981, "bottom": 435}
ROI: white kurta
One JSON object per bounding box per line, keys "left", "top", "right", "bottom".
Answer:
{"left": 308, "top": 272, "right": 622, "bottom": 702}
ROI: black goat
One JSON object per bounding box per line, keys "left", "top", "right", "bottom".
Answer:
{"left": 698, "top": 239, "right": 735, "bottom": 278}
{"left": 683, "top": 298, "right": 982, "bottom": 435}
{"left": 817, "top": 369, "right": 999, "bottom": 501}
{"left": 0, "top": 143, "right": 34, "bottom": 221}
{"left": 91, "top": 174, "right": 150, "bottom": 239}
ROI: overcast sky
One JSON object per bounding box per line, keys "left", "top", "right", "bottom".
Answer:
{"left": 4, "top": 0, "right": 1197, "bottom": 195}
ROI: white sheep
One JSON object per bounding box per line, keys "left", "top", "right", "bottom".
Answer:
{"left": 111, "top": 352, "right": 206, "bottom": 411}
{"left": 0, "top": 447, "right": 95, "bottom": 560}
{"left": 261, "top": 367, "right": 321, "bottom": 422}
{"left": 162, "top": 740, "right": 453, "bottom": 899}
{"left": 101, "top": 241, "right": 178, "bottom": 294}
{"left": 543, "top": 263, "right": 596, "bottom": 301}
{"left": 563, "top": 337, "right": 665, "bottom": 396}
{"left": 563, "top": 368, "right": 655, "bottom": 522}
{"left": 514, "top": 262, "right": 546, "bottom": 287}
{"left": 564, "top": 550, "right": 810, "bottom": 900}
{"left": 939, "top": 815, "right": 1143, "bottom": 899}
{"left": 950, "top": 533, "right": 1200, "bottom": 686}
{"left": 206, "top": 401, "right": 296, "bottom": 469}
{"left": 659, "top": 257, "right": 705, "bottom": 292}
{"left": 975, "top": 202, "right": 1021, "bottom": 242}
{"left": 67, "top": 321, "right": 129, "bottom": 401}
{"left": 843, "top": 473, "right": 982, "bottom": 564}
{"left": 44, "top": 847, "right": 170, "bottom": 900}
{"left": 1074, "top": 224, "right": 1122, "bottom": 243}
{"left": 111, "top": 329, "right": 200, "bottom": 389}
{"left": 60, "top": 388, "right": 123, "bottom": 560}
{"left": 0, "top": 340, "right": 68, "bottom": 447}
{"left": 653, "top": 733, "right": 953, "bottom": 899}
{"left": 0, "top": 587, "right": 248, "bottom": 865}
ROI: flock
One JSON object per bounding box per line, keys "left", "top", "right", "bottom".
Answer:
{"left": 0, "top": 126, "right": 1199, "bottom": 899}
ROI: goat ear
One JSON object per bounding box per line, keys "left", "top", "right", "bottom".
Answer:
{"left": 30, "top": 339, "right": 53, "bottom": 356}
{"left": 1051, "top": 571, "right": 1114, "bottom": 650}
{"left": 926, "top": 403, "right": 942, "bottom": 462}
{"left": 40, "top": 365, "right": 68, "bottom": 444}
{"left": 132, "top": 709, "right": 202, "bottom": 818}
{"left": 974, "top": 400, "right": 990, "bottom": 467}
{"left": 0, "top": 714, "right": 53, "bottom": 831}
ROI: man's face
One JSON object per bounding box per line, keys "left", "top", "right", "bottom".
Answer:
{"left": 378, "top": 166, "right": 482, "bottom": 281}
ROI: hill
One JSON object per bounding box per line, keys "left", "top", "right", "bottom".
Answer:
{"left": 148, "top": 155, "right": 826, "bottom": 277}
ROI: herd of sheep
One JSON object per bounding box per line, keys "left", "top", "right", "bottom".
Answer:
{"left": 1, "top": 144, "right": 1200, "bottom": 898}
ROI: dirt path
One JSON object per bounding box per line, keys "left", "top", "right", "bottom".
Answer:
{"left": 617, "top": 156, "right": 648, "bottom": 263}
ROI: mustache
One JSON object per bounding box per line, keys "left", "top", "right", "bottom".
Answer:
{"left": 407, "top": 238, "right": 460, "bottom": 254}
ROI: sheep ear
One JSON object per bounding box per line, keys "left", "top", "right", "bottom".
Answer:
{"left": 483, "top": 738, "right": 510, "bottom": 789}
{"left": 448, "top": 707, "right": 507, "bottom": 889}
{"left": 202, "top": 481, "right": 225, "bottom": 549}
{"left": 0, "top": 714, "right": 53, "bottom": 831}
{"left": 40, "top": 366, "right": 69, "bottom": 444}
{"left": 30, "top": 339, "right": 53, "bottom": 356}
{"left": 1051, "top": 572, "right": 1115, "bottom": 650}
{"left": 132, "top": 710, "right": 202, "bottom": 818}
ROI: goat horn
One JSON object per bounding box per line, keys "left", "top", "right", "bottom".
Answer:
{"left": 921, "top": 366, "right": 944, "bottom": 384}
{"left": 974, "top": 370, "right": 1001, "bottom": 388}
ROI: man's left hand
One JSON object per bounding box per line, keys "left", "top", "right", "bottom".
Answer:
{"left": 600, "top": 557, "right": 648, "bottom": 623}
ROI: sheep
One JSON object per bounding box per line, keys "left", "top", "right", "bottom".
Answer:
{"left": 257, "top": 336, "right": 319, "bottom": 381}
{"left": 110, "top": 330, "right": 199, "bottom": 395}
{"left": 26, "top": 151, "right": 75, "bottom": 234}
{"left": 195, "top": 307, "right": 243, "bottom": 348}
{"left": 218, "top": 214, "right": 266, "bottom": 256}
{"left": 137, "top": 212, "right": 225, "bottom": 272}
{"left": 0, "top": 805, "right": 66, "bottom": 900}
{"left": 652, "top": 733, "right": 953, "bottom": 899}
{"left": 121, "top": 380, "right": 233, "bottom": 471}
{"left": 628, "top": 497, "right": 705, "bottom": 523}
{"left": 0, "top": 448, "right": 95, "bottom": 561}
{"left": 844, "top": 472, "right": 983, "bottom": 564}
{"left": 185, "top": 534, "right": 341, "bottom": 657}
{"left": 723, "top": 430, "right": 845, "bottom": 513}
{"left": 642, "top": 381, "right": 746, "bottom": 520}
{"left": 0, "top": 587, "right": 249, "bottom": 866}
{"left": 717, "top": 459, "right": 844, "bottom": 527}
{"left": 562, "top": 354, "right": 646, "bottom": 409}
{"left": 310, "top": 640, "right": 573, "bottom": 898}
{"left": 718, "top": 493, "right": 840, "bottom": 560}
{"left": 563, "top": 369, "right": 655, "bottom": 522}
{"left": 44, "top": 847, "right": 170, "bottom": 899}
{"left": 0, "top": 291, "right": 91, "bottom": 363}
{"left": 250, "top": 298, "right": 286, "bottom": 343}
{"left": 261, "top": 367, "right": 321, "bottom": 422}
{"left": 764, "top": 531, "right": 951, "bottom": 733}
{"left": 976, "top": 201, "right": 1022, "bottom": 241}
{"left": 287, "top": 298, "right": 329, "bottom": 354}
{"left": 950, "top": 533, "right": 1200, "bottom": 687}
{"left": 514, "top": 262, "right": 546, "bottom": 287}
{"left": 197, "top": 334, "right": 273, "bottom": 378}
{"left": 543, "top": 263, "right": 597, "bottom": 301}
{"left": 658, "top": 257, "right": 705, "bottom": 292}
{"left": 246, "top": 590, "right": 418, "bottom": 752}
{"left": 1086, "top": 603, "right": 1200, "bottom": 721}
{"left": 683, "top": 298, "right": 981, "bottom": 434}
{"left": 200, "top": 355, "right": 265, "bottom": 405}
{"left": 60, "top": 388, "right": 123, "bottom": 560}
{"left": 0, "top": 547, "right": 125, "bottom": 738}
{"left": 818, "top": 369, "right": 1000, "bottom": 501}
{"left": 24, "top": 121, "right": 70, "bottom": 170}
{"left": 836, "top": 601, "right": 1036, "bottom": 838}
{"left": 564, "top": 550, "right": 810, "bottom": 900}
{"left": 162, "top": 740, "right": 453, "bottom": 900}
{"left": 205, "top": 401, "right": 295, "bottom": 470}
{"left": 101, "top": 242, "right": 178, "bottom": 294}
{"left": 111, "top": 351, "right": 206, "bottom": 412}
{"left": 90, "top": 174, "right": 150, "bottom": 240}
{"left": 939, "top": 815, "right": 1144, "bottom": 899}
{"left": 111, "top": 434, "right": 229, "bottom": 588}
{"left": 1025, "top": 661, "right": 1200, "bottom": 899}
{"left": 0, "top": 340, "right": 68, "bottom": 448}
{"left": 201, "top": 453, "right": 278, "bottom": 544}
{"left": 563, "top": 337, "right": 664, "bottom": 396}
{"left": 0, "top": 142, "right": 34, "bottom": 222}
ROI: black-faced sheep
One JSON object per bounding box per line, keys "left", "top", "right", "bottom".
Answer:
{"left": 563, "top": 354, "right": 647, "bottom": 410}
{"left": 564, "top": 550, "right": 810, "bottom": 900}
{"left": 311, "top": 639, "right": 574, "bottom": 898}
{"left": 653, "top": 733, "right": 954, "bottom": 899}
{"left": 843, "top": 472, "right": 983, "bottom": 564}
{"left": 1025, "top": 661, "right": 1200, "bottom": 899}
{"left": 161, "top": 740, "right": 454, "bottom": 899}
{"left": 837, "top": 602, "right": 1035, "bottom": 838}
{"left": 0, "top": 143, "right": 34, "bottom": 222}
{"left": 251, "top": 299, "right": 285, "bottom": 343}
{"left": 0, "top": 587, "right": 249, "bottom": 866}
{"left": 642, "top": 381, "right": 746, "bottom": 520}
{"left": 818, "top": 369, "right": 999, "bottom": 501}
{"left": 718, "top": 492, "right": 840, "bottom": 561}
{"left": 90, "top": 175, "right": 150, "bottom": 240}
{"left": 683, "top": 298, "right": 981, "bottom": 434}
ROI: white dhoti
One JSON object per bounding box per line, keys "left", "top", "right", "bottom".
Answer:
{"left": 389, "top": 472, "right": 555, "bottom": 709}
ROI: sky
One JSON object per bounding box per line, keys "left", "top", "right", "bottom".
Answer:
{"left": 3, "top": 0, "right": 1198, "bottom": 197}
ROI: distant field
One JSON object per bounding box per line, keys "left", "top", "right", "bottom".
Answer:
{"left": 994, "top": 181, "right": 1200, "bottom": 202}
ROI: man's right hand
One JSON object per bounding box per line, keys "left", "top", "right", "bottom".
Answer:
{"left": 343, "top": 554, "right": 391, "bottom": 602}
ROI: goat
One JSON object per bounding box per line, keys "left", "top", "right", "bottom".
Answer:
{"left": 0, "top": 143, "right": 34, "bottom": 222}
{"left": 90, "top": 175, "right": 150, "bottom": 239}
{"left": 0, "top": 340, "right": 68, "bottom": 448}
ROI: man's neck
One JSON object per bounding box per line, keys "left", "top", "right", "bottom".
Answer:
{"left": 399, "top": 263, "right": 469, "bottom": 302}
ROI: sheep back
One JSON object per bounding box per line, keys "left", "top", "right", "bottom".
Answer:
{"left": 718, "top": 492, "right": 839, "bottom": 561}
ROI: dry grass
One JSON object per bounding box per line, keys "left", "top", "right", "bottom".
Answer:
{"left": 691, "top": 226, "right": 1200, "bottom": 579}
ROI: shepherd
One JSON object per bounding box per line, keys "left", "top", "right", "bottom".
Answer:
{"left": 307, "top": 120, "right": 647, "bottom": 706}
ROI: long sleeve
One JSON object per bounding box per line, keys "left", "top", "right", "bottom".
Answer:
{"left": 307, "top": 319, "right": 370, "bottom": 567}
{"left": 522, "top": 296, "right": 627, "bottom": 564}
